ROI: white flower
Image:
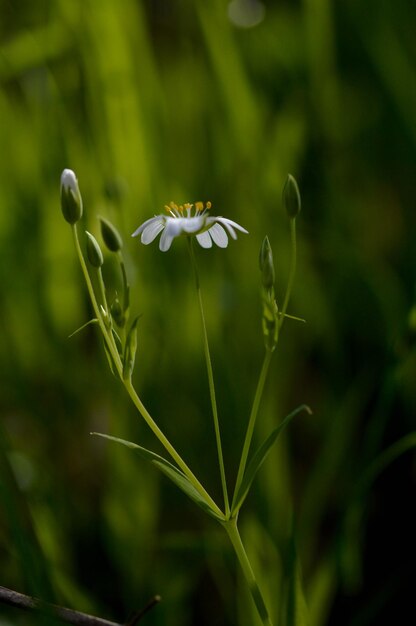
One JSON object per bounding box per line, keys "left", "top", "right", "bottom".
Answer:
{"left": 132, "top": 202, "right": 248, "bottom": 251}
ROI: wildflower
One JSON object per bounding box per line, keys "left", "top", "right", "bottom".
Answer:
{"left": 132, "top": 202, "right": 248, "bottom": 251}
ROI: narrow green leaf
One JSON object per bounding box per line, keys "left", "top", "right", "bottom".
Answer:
{"left": 112, "top": 328, "right": 123, "bottom": 355}
{"left": 68, "top": 318, "right": 98, "bottom": 338}
{"left": 280, "top": 312, "right": 306, "bottom": 324}
{"left": 102, "top": 341, "right": 116, "bottom": 377}
{"left": 92, "top": 433, "right": 224, "bottom": 521}
{"left": 356, "top": 431, "right": 416, "bottom": 495}
{"left": 232, "top": 404, "right": 312, "bottom": 514}
{"left": 123, "top": 316, "right": 139, "bottom": 381}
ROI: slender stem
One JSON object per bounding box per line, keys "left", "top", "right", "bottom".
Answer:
{"left": 126, "top": 595, "right": 162, "bottom": 626}
{"left": 124, "top": 380, "right": 224, "bottom": 519}
{"left": 278, "top": 218, "right": 297, "bottom": 331}
{"left": 233, "top": 349, "right": 273, "bottom": 509}
{"left": 0, "top": 584, "right": 122, "bottom": 626}
{"left": 224, "top": 519, "right": 273, "bottom": 626}
{"left": 72, "top": 225, "right": 223, "bottom": 519}
{"left": 233, "top": 218, "right": 297, "bottom": 511}
{"left": 188, "top": 238, "right": 230, "bottom": 516}
{"left": 72, "top": 225, "right": 122, "bottom": 373}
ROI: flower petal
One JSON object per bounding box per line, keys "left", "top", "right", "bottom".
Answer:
{"left": 208, "top": 223, "right": 228, "bottom": 248}
{"left": 215, "top": 217, "right": 248, "bottom": 239}
{"left": 141, "top": 219, "right": 165, "bottom": 244}
{"left": 159, "top": 220, "right": 178, "bottom": 251}
{"left": 196, "top": 231, "right": 213, "bottom": 248}
{"left": 132, "top": 216, "right": 160, "bottom": 237}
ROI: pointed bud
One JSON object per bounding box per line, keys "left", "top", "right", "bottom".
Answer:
{"left": 85, "top": 231, "right": 104, "bottom": 268}
{"left": 99, "top": 216, "right": 123, "bottom": 252}
{"left": 111, "top": 297, "right": 125, "bottom": 328}
{"left": 60, "top": 169, "right": 83, "bottom": 224}
{"left": 259, "top": 236, "right": 275, "bottom": 290}
{"left": 261, "top": 294, "right": 278, "bottom": 352}
{"left": 283, "top": 174, "right": 301, "bottom": 219}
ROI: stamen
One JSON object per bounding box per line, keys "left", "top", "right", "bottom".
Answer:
{"left": 164, "top": 200, "right": 211, "bottom": 218}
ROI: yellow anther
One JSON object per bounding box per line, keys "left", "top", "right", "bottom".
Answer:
{"left": 165, "top": 200, "right": 211, "bottom": 215}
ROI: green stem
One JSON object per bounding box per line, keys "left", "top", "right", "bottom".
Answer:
{"left": 188, "top": 239, "right": 230, "bottom": 517}
{"left": 124, "top": 380, "right": 224, "bottom": 519}
{"left": 278, "top": 218, "right": 297, "bottom": 332}
{"left": 224, "top": 518, "right": 273, "bottom": 626}
{"left": 72, "top": 225, "right": 121, "bottom": 371}
{"left": 233, "top": 349, "right": 273, "bottom": 510}
{"left": 233, "top": 219, "right": 298, "bottom": 511}
{"left": 73, "top": 226, "right": 223, "bottom": 519}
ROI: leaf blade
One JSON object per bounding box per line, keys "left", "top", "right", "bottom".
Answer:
{"left": 92, "top": 432, "right": 224, "bottom": 521}
{"left": 232, "top": 404, "right": 312, "bottom": 514}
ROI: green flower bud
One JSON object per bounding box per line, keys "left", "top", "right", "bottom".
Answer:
{"left": 259, "top": 236, "right": 275, "bottom": 290}
{"left": 262, "top": 296, "right": 278, "bottom": 352}
{"left": 60, "top": 169, "right": 83, "bottom": 224}
{"left": 85, "top": 231, "right": 104, "bottom": 268}
{"left": 111, "top": 297, "right": 125, "bottom": 328}
{"left": 99, "top": 216, "right": 123, "bottom": 252}
{"left": 283, "top": 174, "right": 301, "bottom": 219}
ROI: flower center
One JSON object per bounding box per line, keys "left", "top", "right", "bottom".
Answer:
{"left": 165, "top": 201, "right": 212, "bottom": 218}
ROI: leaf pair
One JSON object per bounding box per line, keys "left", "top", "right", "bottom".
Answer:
{"left": 93, "top": 404, "right": 312, "bottom": 525}
{"left": 92, "top": 433, "right": 225, "bottom": 522}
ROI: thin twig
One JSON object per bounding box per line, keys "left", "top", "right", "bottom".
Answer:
{"left": 125, "top": 596, "right": 161, "bottom": 626}
{"left": 0, "top": 585, "right": 160, "bottom": 626}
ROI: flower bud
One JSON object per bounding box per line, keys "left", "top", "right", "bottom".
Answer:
{"left": 111, "top": 297, "right": 125, "bottom": 328}
{"left": 283, "top": 174, "right": 301, "bottom": 219}
{"left": 60, "top": 169, "right": 83, "bottom": 224}
{"left": 99, "top": 216, "right": 123, "bottom": 252}
{"left": 262, "top": 296, "right": 278, "bottom": 352}
{"left": 259, "top": 236, "right": 275, "bottom": 290}
{"left": 85, "top": 231, "right": 104, "bottom": 268}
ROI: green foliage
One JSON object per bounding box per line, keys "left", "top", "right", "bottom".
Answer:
{"left": 232, "top": 405, "right": 312, "bottom": 515}
{"left": 0, "top": 1, "right": 415, "bottom": 625}
{"left": 122, "top": 316, "right": 139, "bottom": 381}
{"left": 92, "top": 433, "right": 224, "bottom": 523}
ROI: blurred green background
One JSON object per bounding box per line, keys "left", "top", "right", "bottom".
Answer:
{"left": 1, "top": 1, "right": 415, "bottom": 625}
